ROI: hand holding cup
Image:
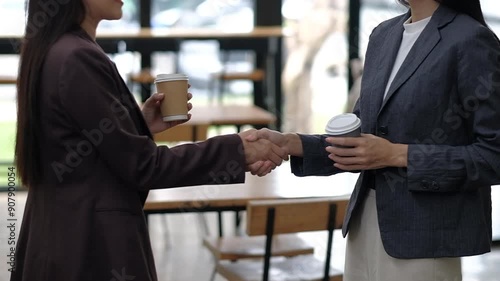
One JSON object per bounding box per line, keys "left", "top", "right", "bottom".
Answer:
{"left": 142, "top": 78, "right": 193, "bottom": 134}
{"left": 325, "top": 114, "right": 407, "bottom": 170}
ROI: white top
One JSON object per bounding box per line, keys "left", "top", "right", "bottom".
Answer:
{"left": 383, "top": 16, "right": 432, "bottom": 100}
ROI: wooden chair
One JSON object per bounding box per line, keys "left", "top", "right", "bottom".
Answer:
{"left": 216, "top": 197, "right": 349, "bottom": 281}
{"left": 209, "top": 69, "right": 265, "bottom": 105}
{"left": 209, "top": 40, "right": 266, "bottom": 105}
{"left": 203, "top": 233, "right": 314, "bottom": 281}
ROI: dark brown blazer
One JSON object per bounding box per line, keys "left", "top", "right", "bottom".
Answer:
{"left": 11, "top": 28, "right": 246, "bottom": 281}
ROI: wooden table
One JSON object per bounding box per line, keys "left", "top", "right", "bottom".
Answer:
{"left": 95, "top": 27, "right": 285, "bottom": 40}
{"left": 154, "top": 105, "right": 276, "bottom": 142}
{"left": 0, "top": 26, "right": 285, "bottom": 129}
{"left": 0, "top": 75, "right": 16, "bottom": 85}
{"left": 145, "top": 162, "right": 358, "bottom": 236}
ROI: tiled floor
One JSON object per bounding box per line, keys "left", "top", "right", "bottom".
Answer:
{"left": 0, "top": 186, "right": 499, "bottom": 281}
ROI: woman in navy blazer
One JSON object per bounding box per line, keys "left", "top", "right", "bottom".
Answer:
{"left": 11, "top": 0, "right": 287, "bottom": 280}
{"left": 248, "top": 0, "right": 500, "bottom": 280}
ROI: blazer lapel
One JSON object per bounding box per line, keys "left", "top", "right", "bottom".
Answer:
{"left": 378, "top": 5, "right": 457, "bottom": 115}
{"left": 378, "top": 25, "right": 440, "bottom": 114}
{"left": 82, "top": 30, "right": 154, "bottom": 139}
{"left": 368, "top": 14, "right": 407, "bottom": 126}
{"left": 111, "top": 63, "right": 154, "bottom": 139}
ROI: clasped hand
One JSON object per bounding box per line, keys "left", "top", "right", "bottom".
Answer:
{"left": 238, "top": 129, "right": 290, "bottom": 177}
{"left": 142, "top": 91, "right": 193, "bottom": 134}
{"left": 239, "top": 128, "right": 305, "bottom": 176}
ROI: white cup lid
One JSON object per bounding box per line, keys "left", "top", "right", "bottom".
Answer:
{"left": 325, "top": 113, "right": 361, "bottom": 135}
{"left": 155, "top": 74, "right": 188, "bottom": 84}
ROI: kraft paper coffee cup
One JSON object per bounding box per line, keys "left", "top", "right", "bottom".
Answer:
{"left": 154, "top": 74, "right": 189, "bottom": 122}
{"left": 325, "top": 113, "right": 361, "bottom": 137}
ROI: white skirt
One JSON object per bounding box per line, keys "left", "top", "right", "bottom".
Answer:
{"left": 344, "top": 189, "right": 462, "bottom": 281}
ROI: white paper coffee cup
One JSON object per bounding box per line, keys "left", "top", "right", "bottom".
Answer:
{"left": 325, "top": 113, "right": 361, "bottom": 137}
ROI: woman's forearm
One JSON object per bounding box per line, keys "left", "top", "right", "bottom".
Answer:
{"left": 284, "top": 133, "right": 303, "bottom": 157}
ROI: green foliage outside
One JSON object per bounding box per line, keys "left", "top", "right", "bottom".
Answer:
{"left": 0, "top": 121, "right": 16, "bottom": 189}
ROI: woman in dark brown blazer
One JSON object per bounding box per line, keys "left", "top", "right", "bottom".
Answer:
{"left": 11, "top": 1, "right": 287, "bottom": 280}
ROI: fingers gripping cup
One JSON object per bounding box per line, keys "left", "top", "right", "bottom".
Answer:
{"left": 325, "top": 113, "right": 361, "bottom": 138}
{"left": 154, "top": 74, "right": 189, "bottom": 122}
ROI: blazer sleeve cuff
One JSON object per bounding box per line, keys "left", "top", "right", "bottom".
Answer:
{"left": 206, "top": 134, "right": 246, "bottom": 185}
{"left": 290, "top": 134, "right": 341, "bottom": 177}
{"left": 406, "top": 144, "right": 464, "bottom": 192}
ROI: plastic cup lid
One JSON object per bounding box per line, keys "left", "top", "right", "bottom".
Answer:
{"left": 325, "top": 113, "right": 361, "bottom": 135}
{"left": 155, "top": 74, "right": 188, "bottom": 84}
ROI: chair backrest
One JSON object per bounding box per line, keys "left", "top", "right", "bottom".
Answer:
{"left": 246, "top": 196, "right": 349, "bottom": 236}
{"left": 246, "top": 196, "right": 350, "bottom": 281}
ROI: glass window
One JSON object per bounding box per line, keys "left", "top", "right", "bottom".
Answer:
{"left": 0, "top": 0, "right": 140, "bottom": 34}
{"left": 360, "top": 0, "right": 406, "bottom": 60}
{"left": 0, "top": 0, "right": 25, "bottom": 35}
{"left": 0, "top": 1, "right": 22, "bottom": 168}
{"left": 98, "top": 0, "right": 140, "bottom": 31}
{"left": 0, "top": 0, "right": 139, "bottom": 34}
{"left": 281, "top": 0, "right": 350, "bottom": 133}
{"left": 482, "top": 0, "right": 500, "bottom": 35}
{"left": 149, "top": 0, "right": 257, "bottom": 108}
{"left": 0, "top": 0, "right": 140, "bottom": 169}
{"left": 151, "top": 0, "right": 254, "bottom": 31}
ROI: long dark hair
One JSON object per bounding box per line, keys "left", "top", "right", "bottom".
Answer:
{"left": 397, "top": 0, "right": 488, "bottom": 26}
{"left": 16, "top": 0, "right": 86, "bottom": 187}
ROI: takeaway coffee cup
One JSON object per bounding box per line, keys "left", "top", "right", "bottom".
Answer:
{"left": 154, "top": 74, "right": 189, "bottom": 122}
{"left": 325, "top": 113, "right": 361, "bottom": 137}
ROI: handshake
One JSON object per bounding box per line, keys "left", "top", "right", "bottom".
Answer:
{"left": 237, "top": 123, "right": 407, "bottom": 175}
{"left": 238, "top": 128, "right": 303, "bottom": 176}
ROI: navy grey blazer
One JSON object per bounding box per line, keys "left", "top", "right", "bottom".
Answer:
{"left": 291, "top": 5, "right": 500, "bottom": 259}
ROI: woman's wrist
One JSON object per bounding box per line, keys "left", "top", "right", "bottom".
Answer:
{"left": 391, "top": 143, "right": 408, "bottom": 167}
{"left": 284, "top": 133, "right": 303, "bottom": 157}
